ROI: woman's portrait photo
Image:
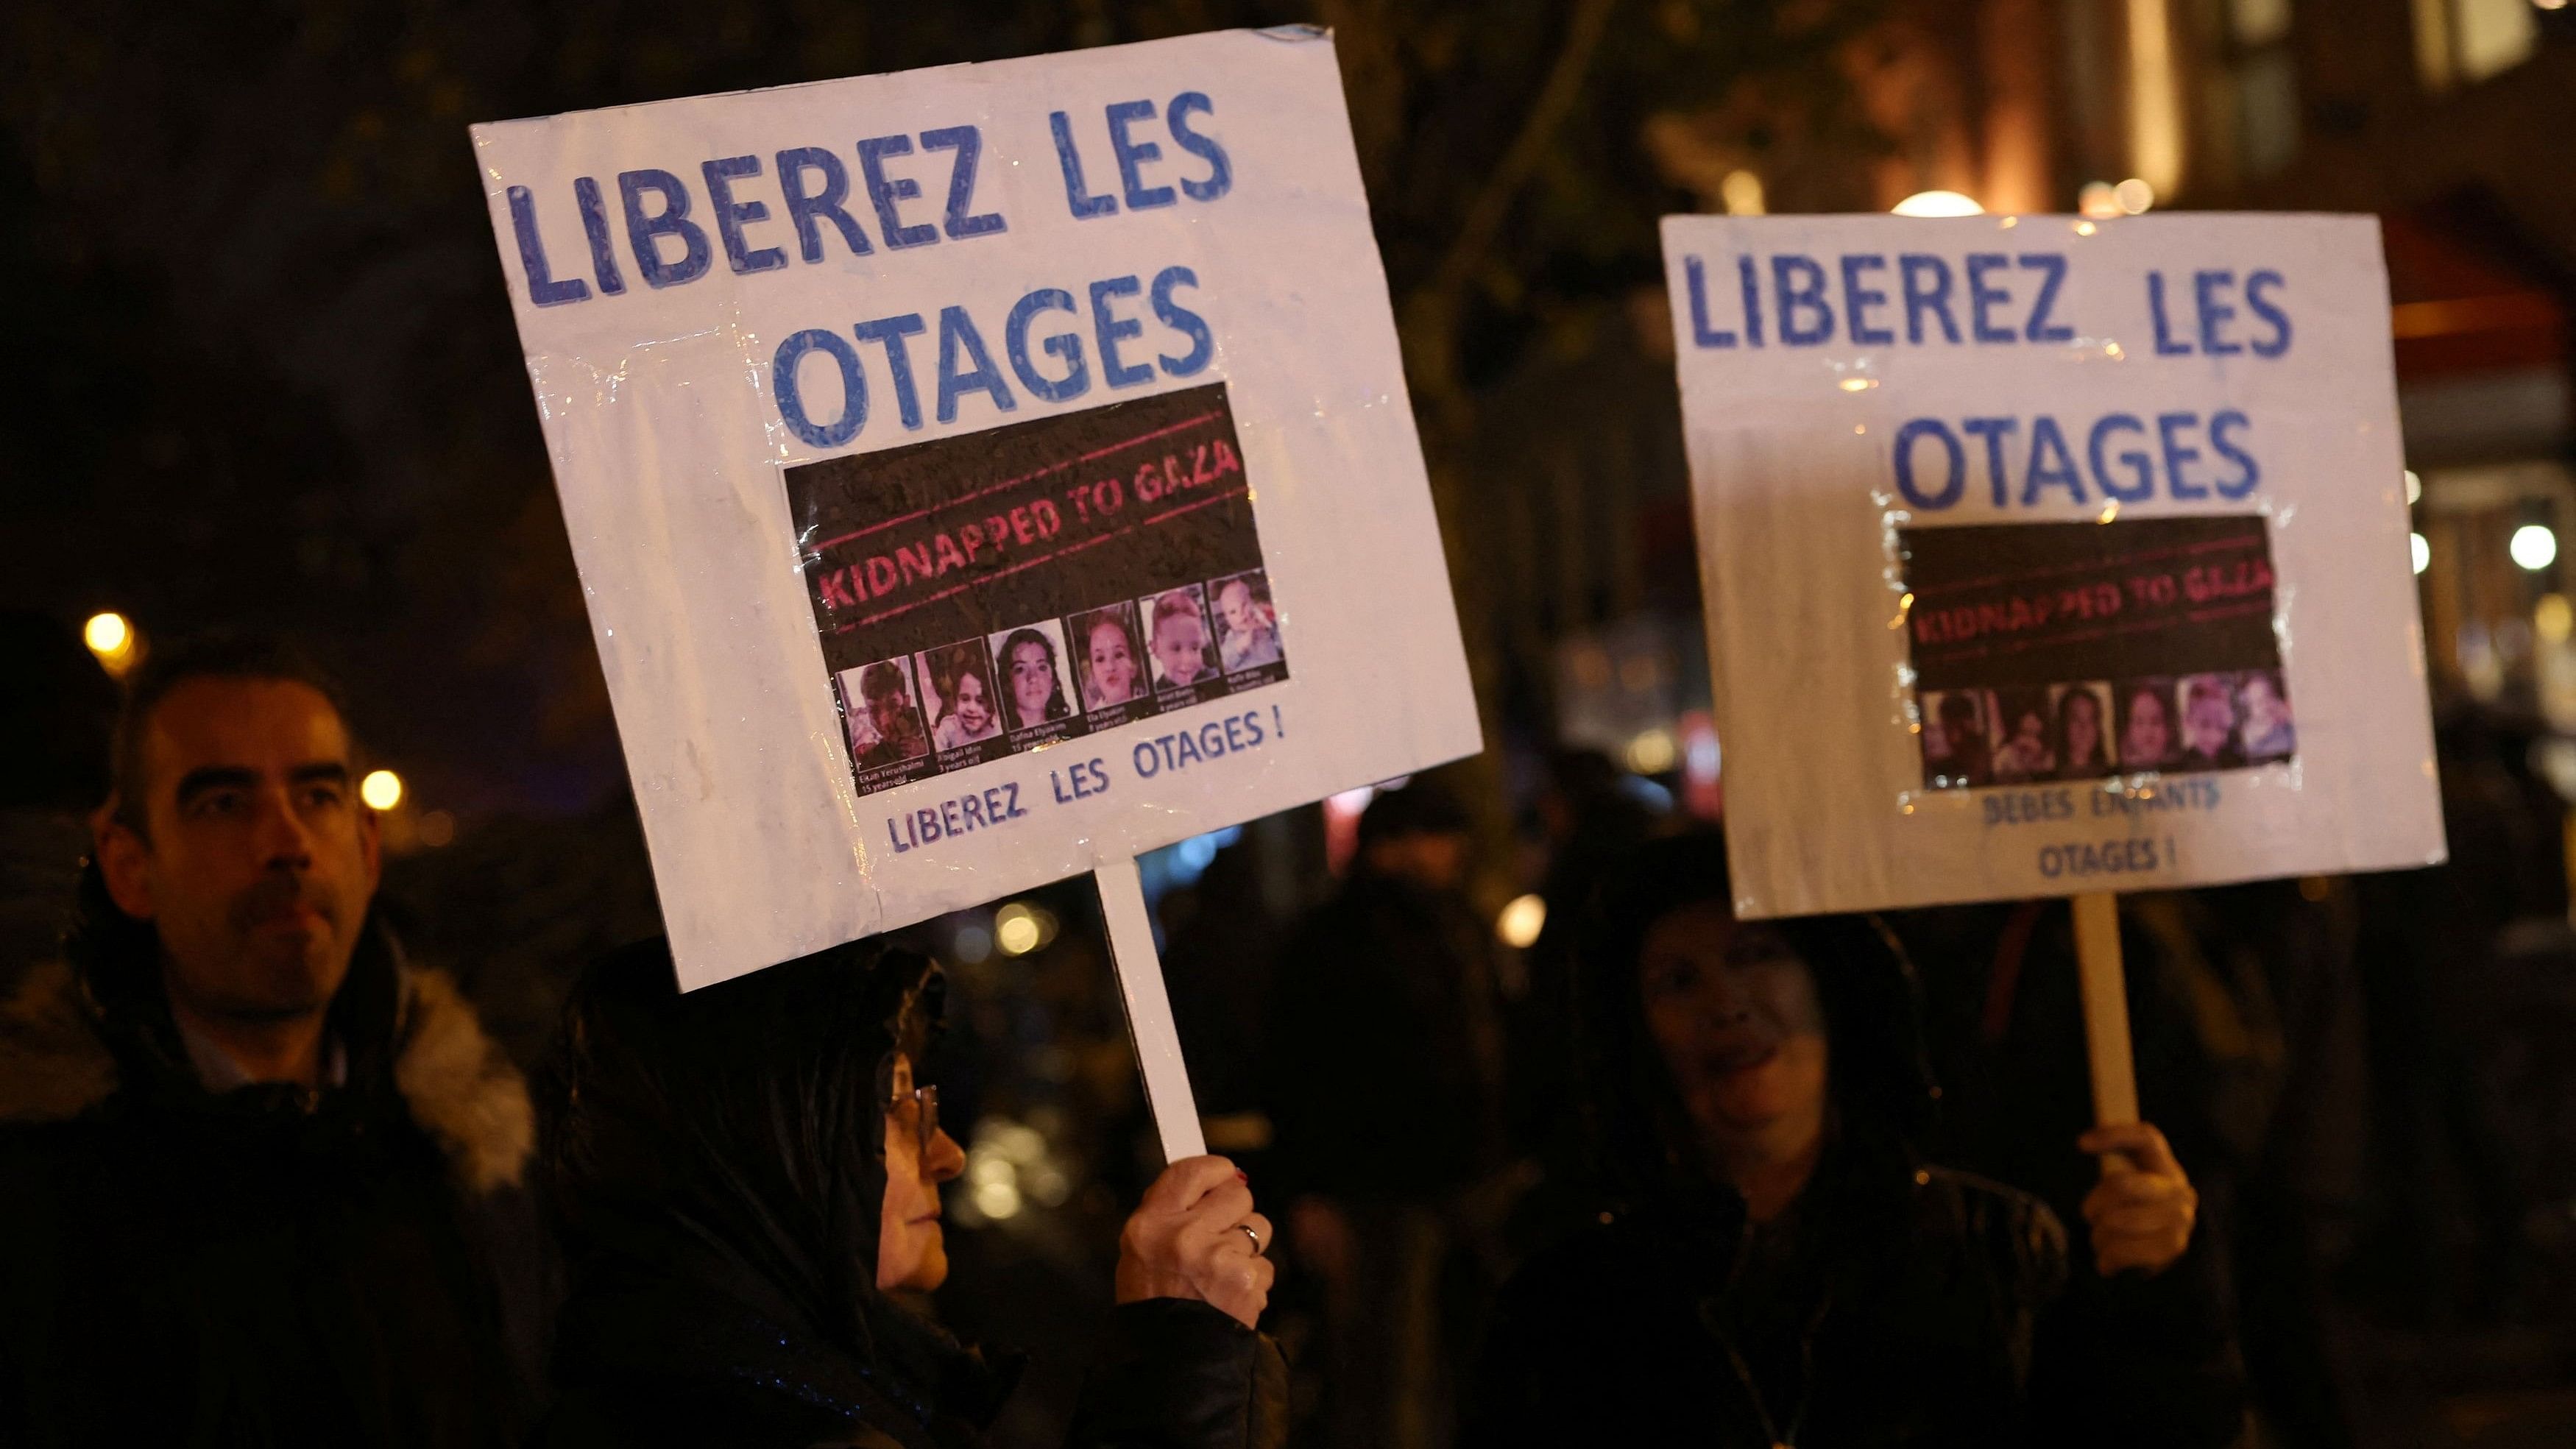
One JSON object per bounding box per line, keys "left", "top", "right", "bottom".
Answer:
{"left": 2116, "top": 677, "right": 2179, "bottom": 770}
{"left": 2052, "top": 681, "right": 2117, "bottom": 779}
{"left": 988, "top": 620, "right": 1077, "bottom": 735}
{"left": 916, "top": 639, "right": 1002, "bottom": 752}
{"left": 1069, "top": 602, "right": 1147, "bottom": 711}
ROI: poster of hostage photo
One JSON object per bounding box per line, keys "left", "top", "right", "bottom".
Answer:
{"left": 475, "top": 29, "right": 1478, "bottom": 988}
{"left": 1663, "top": 212, "right": 2446, "bottom": 918}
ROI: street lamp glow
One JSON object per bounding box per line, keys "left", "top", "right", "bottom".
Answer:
{"left": 359, "top": 770, "right": 404, "bottom": 811}
{"left": 1892, "top": 190, "right": 1984, "bottom": 217}
{"left": 82, "top": 611, "right": 139, "bottom": 676}
{"left": 1626, "top": 728, "right": 1679, "bottom": 774}
{"left": 2511, "top": 524, "right": 2558, "bottom": 571}
{"left": 1496, "top": 894, "right": 1548, "bottom": 949}
{"left": 82, "top": 612, "right": 130, "bottom": 656}
{"left": 2410, "top": 533, "right": 2431, "bottom": 575}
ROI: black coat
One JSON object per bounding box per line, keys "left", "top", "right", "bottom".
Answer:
{"left": 0, "top": 901, "right": 553, "bottom": 1448}
{"left": 539, "top": 1281, "right": 1287, "bottom": 1449}
{"left": 539, "top": 938, "right": 1287, "bottom": 1449}
{"left": 1465, "top": 1144, "right": 2239, "bottom": 1448}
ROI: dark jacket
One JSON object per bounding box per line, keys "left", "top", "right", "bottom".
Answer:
{"left": 0, "top": 873, "right": 552, "bottom": 1448}
{"left": 1466, "top": 1149, "right": 2067, "bottom": 1446}
{"left": 537, "top": 938, "right": 1287, "bottom": 1449}
{"left": 1465, "top": 1139, "right": 2240, "bottom": 1447}
{"left": 1464, "top": 835, "right": 2242, "bottom": 1448}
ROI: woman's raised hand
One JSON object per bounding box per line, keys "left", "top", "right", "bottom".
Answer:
{"left": 1114, "top": 1155, "right": 1274, "bottom": 1329}
{"left": 2077, "top": 1121, "right": 2199, "bottom": 1277}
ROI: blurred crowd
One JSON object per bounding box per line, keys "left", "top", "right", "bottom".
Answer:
{"left": 4, "top": 609, "right": 2576, "bottom": 1448}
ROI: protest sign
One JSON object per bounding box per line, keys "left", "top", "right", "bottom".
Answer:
{"left": 1663, "top": 213, "right": 2446, "bottom": 1141}
{"left": 473, "top": 28, "right": 1480, "bottom": 1152}
{"left": 1663, "top": 213, "right": 2444, "bottom": 920}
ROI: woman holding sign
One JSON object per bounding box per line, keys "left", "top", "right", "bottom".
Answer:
{"left": 1462, "top": 836, "right": 2237, "bottom": 1448}
{"left": 537, "top": 940, "right": 1283, "bottom": 1448}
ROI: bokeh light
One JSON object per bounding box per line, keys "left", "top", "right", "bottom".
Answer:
{"left": 1496, "top": 893, "right": 1548, "bottom": 949}
{"left": 1891, "top": 189, "right": 1984, "bottom": 217}
{"left": 2511, "top": 524, "right": 2558, "bottom": 572}
{"left": 1626, "top": 727, "right": 1678, "bottom": 773}
{"left": 359, "top": 770, "right": 404, "bottom": 811}
{"left": 82, "top": 612, "right": 138, "bottom": 676}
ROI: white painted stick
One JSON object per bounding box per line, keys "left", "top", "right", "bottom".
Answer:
{"left": 1096, "top": 857, "right": 1206, "bottom": 1164}
{"left": 2072, "top": 891, "right": 2140, "bottom": 1174}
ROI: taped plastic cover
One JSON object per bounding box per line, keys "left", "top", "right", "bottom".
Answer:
{"left": 472, "top": 29, "right": 1479, "bottom": 988}
{"left": 1661, "top": 213, "right": 2445, "bottom": 918}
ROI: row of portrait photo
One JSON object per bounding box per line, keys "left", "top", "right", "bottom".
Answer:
{"left": 1919, "top": 667, "right": 2296, "bottom": 790}
{"left": 835, "top": 568, "right": 1289, "bottom": 796}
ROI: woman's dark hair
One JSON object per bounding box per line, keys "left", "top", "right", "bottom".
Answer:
{"left": 1575, "top": 833, "right": 1937, "bottom": 1208}
{"left": 2117, "top": 678, "right": 2175, "bottom": 762}
{"left": 545, "top": 936, "right": 943, "bottom": 1356}
{"left": 2056, "top": 685, "right": 2108, "bottom": 771}
{"left": 997, "top": 628, "right": 1070, "bottom": 726}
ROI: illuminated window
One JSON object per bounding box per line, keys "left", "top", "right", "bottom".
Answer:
{"left": 2236, "top": 50, "right": 2301, "bottom": 176}
{"left": 2222, "top": 0, "right": 2301, "bottom": 179}
{"left": 2417, "top": 0, "right": 2538, "bottom": 89}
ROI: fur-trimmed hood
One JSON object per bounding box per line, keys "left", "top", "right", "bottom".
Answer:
{"left": 0, "top": 952, "right": 535, "bottom": 1194}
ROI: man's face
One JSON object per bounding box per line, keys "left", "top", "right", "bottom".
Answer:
{"left": 98, "top": 679, "right": 380, "bottom": 1023}
{"left": 1152, "top": 608, "right": 1206, "bottom": 682}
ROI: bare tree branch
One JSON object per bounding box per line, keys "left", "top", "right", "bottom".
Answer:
{"left": 1402, "top": 0, "right": 1621, "bottom": 439}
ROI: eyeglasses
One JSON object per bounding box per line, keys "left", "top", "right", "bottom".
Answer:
{"left": 888, "top": 1081, "right": 940, "bottom": 1157}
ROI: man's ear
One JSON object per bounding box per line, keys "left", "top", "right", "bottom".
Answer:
{"left": 95, "top": 809, "right": 155, "bottom": 921}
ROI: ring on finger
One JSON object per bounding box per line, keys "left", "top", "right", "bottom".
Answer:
{"left": 1240, "top": 1223, "right": 1264, "bottom": 1255}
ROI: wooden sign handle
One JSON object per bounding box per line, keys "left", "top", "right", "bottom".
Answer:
{"left": 1095, "top": 858, "right": 1207, "bottom": 1164}
{"left": 2071, "top": 891, "right": 2140, "bottom": 1173}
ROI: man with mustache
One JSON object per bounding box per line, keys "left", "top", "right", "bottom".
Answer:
{"left": 0, "top": 634, "right": 548, "bottom": 1448}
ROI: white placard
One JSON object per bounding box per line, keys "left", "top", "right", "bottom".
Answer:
{"left": 474, "top": 28, "right": 1479, "bottom": 989}
{"left": 1663, "top": 213, "right": 2445, "bottom": 918}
